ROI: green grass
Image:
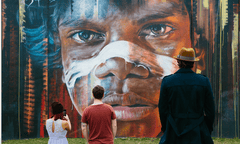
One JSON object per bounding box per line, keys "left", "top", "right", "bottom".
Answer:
{"left": 2, "top": 137, "right": 240, "bottom": 144}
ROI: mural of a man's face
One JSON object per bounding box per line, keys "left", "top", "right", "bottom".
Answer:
{"left": 58, "top": 0, "right": 193, "bottom": 137}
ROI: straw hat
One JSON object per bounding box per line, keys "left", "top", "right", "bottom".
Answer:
{"left": 173, "top": 47, "right": 199, "bottom": 62}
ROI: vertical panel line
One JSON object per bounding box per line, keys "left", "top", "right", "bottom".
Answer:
{"left": 218, "top": 0, "right": 223, "bottom": 138}
{"left": 18, "top": 0, "right": 21, "bottom": 139}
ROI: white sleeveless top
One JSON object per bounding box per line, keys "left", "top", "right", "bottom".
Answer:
{"left": 46, "top": 119, "right": 68, "bottom": 144}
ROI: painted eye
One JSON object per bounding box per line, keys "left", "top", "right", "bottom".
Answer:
{"left": 139, "top": 24, "right": 174, "bottom": 39}
{"left": 72, "top": 30, "right": 104, "bottom": 43}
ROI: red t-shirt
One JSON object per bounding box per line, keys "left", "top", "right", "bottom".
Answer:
{"left": 81, "top": 103, "right": 117, "bottom": 144}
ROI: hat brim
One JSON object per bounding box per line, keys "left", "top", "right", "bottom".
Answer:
{"left": 173, "top": 56, "right": 199, "bottom": 62}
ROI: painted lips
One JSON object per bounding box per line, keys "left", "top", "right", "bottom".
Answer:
{"left": 102, "top": 92, "right": 157, "bottom": 121}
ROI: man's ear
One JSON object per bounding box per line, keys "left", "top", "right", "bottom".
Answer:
{"left": 193, "top": 30, "right": 206, "bottom": 74}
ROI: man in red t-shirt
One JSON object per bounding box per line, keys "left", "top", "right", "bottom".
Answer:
{"left": 81, "top": 85, "right": 117, "bottom": 144}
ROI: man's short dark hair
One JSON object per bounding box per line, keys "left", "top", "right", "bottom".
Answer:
{"left": 92, "top": 85, "right": 104, "bottom": 99}
{"left": 178, "top": 60, "right": 194, "bottom": 69}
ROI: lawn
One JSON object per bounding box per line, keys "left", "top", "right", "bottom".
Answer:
{"left": 2, "top": 137, "right": 240, "bottom": 144}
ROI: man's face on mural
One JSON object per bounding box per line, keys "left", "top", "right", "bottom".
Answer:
{"left": 58, "top": 0, "right": 192, "bottom": 137}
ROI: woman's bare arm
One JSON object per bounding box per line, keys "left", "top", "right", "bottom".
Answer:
{"left": 62, "top": 114, "right": 72, "bottom": 131}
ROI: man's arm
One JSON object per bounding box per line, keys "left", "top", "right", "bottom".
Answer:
{"left": 158, "top": 77, "right": 168, "bottom": 132}
{"left": 111, "top": 119, "right": 117, "bottom": 138}
{"left": 81, "top": 122, "right": 89, "bottom": 141}
{"left": 204, "top": 77, "right": 215, "bottom": 134}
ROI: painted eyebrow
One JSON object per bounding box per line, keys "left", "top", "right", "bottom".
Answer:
{"left": 137, "top": 2, "right": 184, "bottom": 25}
{"left": 59, "top": 19, "right": 105, "bottom": 32}
{"left": 59, "top": 19, "right": 92, "bottom": 27}
{"left": 137, "top": 13, "right": 174, "bottom": 25}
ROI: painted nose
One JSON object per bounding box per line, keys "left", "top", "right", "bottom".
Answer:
{"left": 95, "top": 57, "right": 149, "bottom": 80}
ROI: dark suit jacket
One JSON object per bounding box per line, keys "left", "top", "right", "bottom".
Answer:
{"left": 158, "top": 68, "right": 215, "bottom": 144}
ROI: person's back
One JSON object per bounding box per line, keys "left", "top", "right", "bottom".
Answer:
{"left": 82, "top": 104, "right": 116, "bottom": 144}
{"left": 46, "top": 102, "right": 71, "bottom": 144}
{"left": 81, "top": 85, "right": 117, "bottom": 144}
{"left": 46, "top": 119, "right": 68, "bottom": 144}
{"left": 161, "top": 69, "right": 214, "bottom": 136}
{"left": 158, "top": 48, "right": 215, "bottom": 144}
{"left": 164, "top": 70, "right": 212, "bottom": 118}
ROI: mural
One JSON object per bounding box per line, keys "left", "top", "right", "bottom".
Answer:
{"left": 2, "top": 0, "right": 239, "bottom": 140}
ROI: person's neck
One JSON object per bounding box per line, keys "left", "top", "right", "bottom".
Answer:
{"left": 93, "top": 98, "right": 103, "bottom": 105}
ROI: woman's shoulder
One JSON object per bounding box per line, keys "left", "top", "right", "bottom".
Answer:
{"left": 61, "top": 119, "right": 68, "bottom": 125}
{"left": 61, "top": 119, "right": 67, "bottom": 122}
{"left": 61, "top": 119, "right": 69, "bottom": 130}
{"left": 46, "top": 118, "right": 54, "bottom": 126}
{"left": 46, "top": 118, "right": 53, "bottom": 123}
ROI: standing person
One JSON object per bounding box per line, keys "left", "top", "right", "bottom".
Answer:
{"left": 158, "top": 47, "right": 215, "bottom": 144}
{"left": 81, "top": 85, "right": 117, "bottom": 144}
{"left": 46, "top": 102, "right": 72, "bottom": 144}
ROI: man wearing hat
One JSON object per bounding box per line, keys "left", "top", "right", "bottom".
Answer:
{"left": 158, "top": 47, "right": 215, "bottom": 144}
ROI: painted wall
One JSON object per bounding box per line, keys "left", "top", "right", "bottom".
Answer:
{"left": 2, "top": 0, "right": 239, "bottom": 140}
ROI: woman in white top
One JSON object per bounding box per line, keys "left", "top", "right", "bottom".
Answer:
{"left": 46, "top": 102, "right": 71, "bottom": 144}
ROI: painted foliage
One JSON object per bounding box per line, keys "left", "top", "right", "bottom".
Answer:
{"left": 2, "top": 0, "right": 239, "bottom": 140}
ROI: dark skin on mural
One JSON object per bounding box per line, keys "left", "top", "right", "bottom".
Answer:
{"left": 57, "top": 0, "right": 201, "bottom": 137}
